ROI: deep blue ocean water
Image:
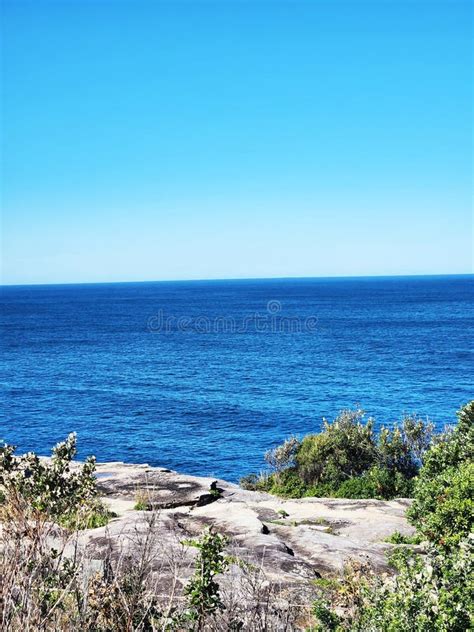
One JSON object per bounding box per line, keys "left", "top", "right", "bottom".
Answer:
{"left": 1, "top": 276, "right": 473, "bottom": 481}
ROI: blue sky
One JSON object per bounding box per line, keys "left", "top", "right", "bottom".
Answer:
{"left": 1, "top": 0, "right": 472, "bottom": 284}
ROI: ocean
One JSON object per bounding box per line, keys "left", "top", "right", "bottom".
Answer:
{"left": 1, "top": 275, "right": 472, "bottom": 481}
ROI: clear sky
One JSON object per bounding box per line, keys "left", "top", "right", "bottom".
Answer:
{"left": 1, "top": 0, "right": 472, "bottom": 285}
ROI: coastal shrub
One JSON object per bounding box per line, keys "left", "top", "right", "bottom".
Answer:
{"left": 420, "top": 400, "right": 474, "bottom": 478}
{"left": 408, "top": 401, "right": 474, "bottom": 549}
{"left": 408, "top": 461, "right": 474, "bottom": 549}
{"left": 311, "top": 401, "right": 474, "bottom": 631}
{"left": 267, "top": 468, "right": 308, "bottom": 498}
{"left": 411, "top": 400, "right": 474, "bottom": 482}
{"left": 303, "top": 481, "right": 337, "bottom": 498}
{"left": 296, "top": 409, "right": 377, "bottom": 487}
{"left": 264, "top": 436, "right": 300, "bottom": 473}
{"left": 245, "top": 407, "right": 437, "bottom": 500}
{"left": 240, "top": 469, "right": 307, "bottom": 497}
{"left": 335, "top": 466, "right": 414, "bottom": 500}
{"left": 312, "top": 537, "right": 474, "bottom": 631}
{"left": 0, "top": 433, "right": 110, "bottom": 529}
{"left": 239, "top": 471, "right": 272, "bottom": 492}
{"left": 377, "top": 415, "right": 434, "bottom": 479}
{"left": 360, "top": 536, "right": 473, "bottom": 631}
{"left": 239, "top": 472, "right": 260, "bottom": 491}
{"left": 314, "top": 537, "right": 474, "bottom": 632}
{"left": 296, "top": 410, "right": 432, "bottom": 491}
{"left": 241, "top": 469, "right": 334, "bottom": 498}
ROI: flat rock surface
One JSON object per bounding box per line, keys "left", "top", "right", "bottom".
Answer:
{"left": 76, "top": 461, "right": 415, "bottom": 593}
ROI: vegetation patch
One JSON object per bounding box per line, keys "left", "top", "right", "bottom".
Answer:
{"left": 309, "top": 401, "right": 474, "bottom": 631}
{"left": 134, "top": 489, "right": 151, "bottom": 511}
{"left": 0, "top": 433, "right": 111, "bottom": 530}
{"left": 241, "top": 408, "right": 434, "bottom": 500}
{"left": 384, "top": 530, "right": 422, "bottom": 545}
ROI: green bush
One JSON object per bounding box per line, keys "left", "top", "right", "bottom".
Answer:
{"left": 408, "top": 402, "right": 474, "bottom": 549}
{"left": 408, "top": 461, "right": 474, "bottom": 550}
{"left": 0, "top": 433, "right": 110, "bottom": 529}
{"left": 352, "top": 536, "right": 474, "bottom": 631}
{"left": 267, "top": 468, "right": 309, "bottom": 498}
{"left": 311, "top": 402, "right": 474, "bottom": 631}
{"left": 239, "top": 471, "right": 272, "bottom": 492}
{"left": 377, "top": 415, "right": 434, "bottom": 479}
{"left": 419, "top": 401, "right": 474, "bottom": 479}
{"left": 334, "top": 472, "right": 379, "bottom": 500}
{"left": 248, "top": 408, "right": 433, "bottom": 500}
{"left": 241, "top": 469, "right": 310, "bottom": 497}
{"left": 312, "top": 538, "right": 474, "bottom": 632}
{"left": 303, "top": 482, "right": 338, "bottom": 498}
{"left": 336, "top": 466, "right": 414, "bottom": 500}
{"left": 296, "top": 409, "right": 377, "bottom": 487}
{"left": 264, "top": 436, "right": 300, "bottom": 473}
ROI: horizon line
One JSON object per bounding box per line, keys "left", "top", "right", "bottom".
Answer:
{"left": 1, "top": 272, "right": 473, "bottom": 289}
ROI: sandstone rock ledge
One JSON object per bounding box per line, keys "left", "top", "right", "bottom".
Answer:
{"left": 75, "top": 461, "right": 414, "bottom": 600}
